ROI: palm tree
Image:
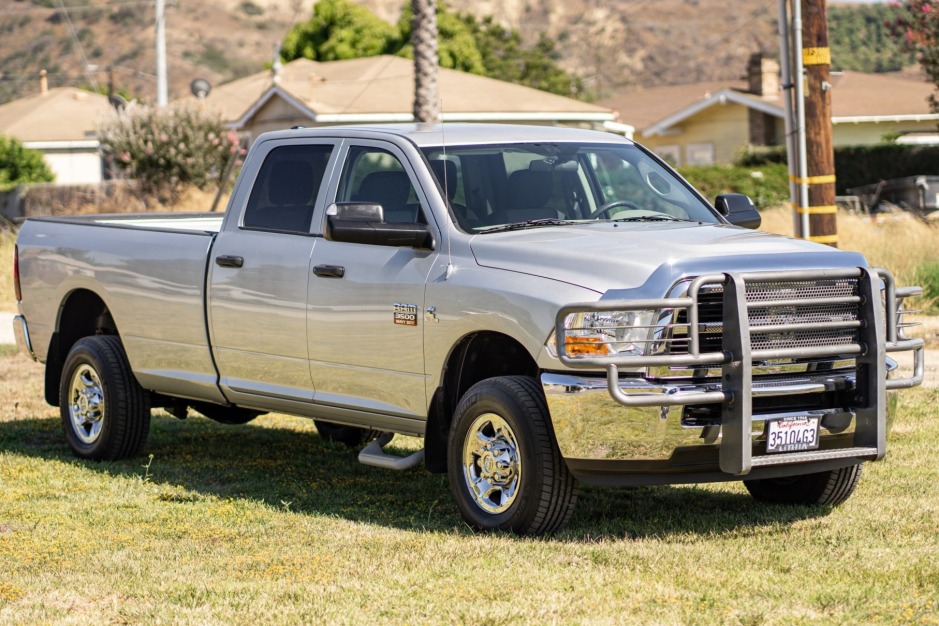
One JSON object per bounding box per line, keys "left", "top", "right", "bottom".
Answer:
{"left": 412, "top": 0, "right": 440, "bottom": 123}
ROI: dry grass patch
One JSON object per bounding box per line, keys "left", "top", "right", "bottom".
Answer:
{"left": 759, "top": 207, "right": 939, "bottom": 293}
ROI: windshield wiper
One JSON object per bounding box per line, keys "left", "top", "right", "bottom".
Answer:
{"left": 479, "top": 218, "right": 578, "bottom": 234}
{"left": 610, "top": 215, "right": 686, "bottom": 223}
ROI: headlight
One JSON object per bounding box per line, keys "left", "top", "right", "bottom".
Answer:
{"left": 547, "top": 310, "right": 656, "bottom": 358}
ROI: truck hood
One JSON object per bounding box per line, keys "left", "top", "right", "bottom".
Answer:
{"left": 469, "top": 222, "right": 869, "bottom": 295}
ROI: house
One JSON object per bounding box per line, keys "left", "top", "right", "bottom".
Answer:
{"left": 602, "top": 55, "right": 939, "bottom": 166}
{"left": 0, "top": 72, "right": 114, "bottom": 184}
{"left": 204, "top": 55, "right": 628, "bottom": 142}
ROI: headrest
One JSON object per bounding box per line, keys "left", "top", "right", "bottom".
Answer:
{"left": 506, "top": 170, "right": 552, "bottom": 209}
{"left": 355, "top": 171, "right": 412, "bottom": 208}
{"left": 429, "top": 160, "right": 458, "bottom": 200}
{"left": 268, "top": 160, "right": 314, "bottom": 205}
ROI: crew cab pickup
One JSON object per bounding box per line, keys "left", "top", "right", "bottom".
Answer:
{"left": 12, "top": 124, "right": 925, "bottom": 534}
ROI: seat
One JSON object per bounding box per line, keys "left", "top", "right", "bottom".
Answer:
{"left": 429, "top": 160, "right": 457, "bottom": 201}
{"left": 504, "top": 170, "right": 558, "bottom": 222}
{"left": 430, "top": 159, "right": 471, "bottom": 221}
{"left": 353, "top": 170, "right": 420, "bottom": 223}
{"left": 244, "top": 159, "right": 317, "bottom": 232}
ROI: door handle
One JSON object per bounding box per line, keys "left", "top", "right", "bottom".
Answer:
{"left": 215, "top": 255, "right": 244, "bottom": 268}
{"left": 313, "top": 264, "right": 345, "bottom": 278}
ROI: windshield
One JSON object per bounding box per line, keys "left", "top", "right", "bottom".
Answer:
{"left": 421, "top": 142, "right": 719, "bottom": 233}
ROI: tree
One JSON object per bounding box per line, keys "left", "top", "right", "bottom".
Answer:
{"left": 889, "top": 0, "right": 939, "bottom": 110}
{"left": 281, "top": 0, "right": 400, "bottom": 62}
{"left": 98, "top": 104, "right": 239, "bottom": 205}
{"left": 397, "top": 2, "right": 485, "bottom": 75}
{"left": 281, "top": 0, "right": 583, "bottom": 99}
{"left": 0, "top": 135, "right": 55, "bottom": 191}
{"left": 829, "top": 4, "right": 915, "bottom": 73}
{"left": 409, "top": 0, "right": 440, "bottom": 123}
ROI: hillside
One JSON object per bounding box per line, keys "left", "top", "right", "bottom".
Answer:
{"left": 0, "top": 0, "right": 918, "bottom": 107}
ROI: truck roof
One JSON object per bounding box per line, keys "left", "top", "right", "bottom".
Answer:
{"left": 252, "top": 123, "right": 634, "bottom": 148}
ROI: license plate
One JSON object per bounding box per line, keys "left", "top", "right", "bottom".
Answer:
{"left": 766, "top": 416, "right": 820, "bottom": 453}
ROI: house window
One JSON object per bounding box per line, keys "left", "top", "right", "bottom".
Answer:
{"left": 686, "top": 143, "right": 715, "bottom": 165}
{"left": 655, "top": 145, "right": 681, "bottom": 166}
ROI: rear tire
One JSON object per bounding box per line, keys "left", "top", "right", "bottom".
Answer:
{"left": 447, "top": 376, "right": 578, "bottom": 535}
{"left": 314, "top": 420, "right": 380, "bottom": 448}
{"left": 59, "top": 335, "right": 150, "bottom": 461}
{"left": 744, "top": 464, "right": 863, "bottom": 506}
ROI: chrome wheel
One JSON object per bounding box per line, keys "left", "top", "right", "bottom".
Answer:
{"left": 68, "top": 364, "right": 105, "bottom": 445}
{"left": 462, "top": 413, "right": 522, "bottom": 514}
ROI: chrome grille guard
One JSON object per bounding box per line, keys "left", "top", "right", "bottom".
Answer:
{"left": 554, "top": 267, "right": 925, "bottom": 475}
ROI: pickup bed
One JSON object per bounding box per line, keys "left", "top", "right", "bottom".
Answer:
{"left": 13, "top": 124, "right": 924, "bottom": 534}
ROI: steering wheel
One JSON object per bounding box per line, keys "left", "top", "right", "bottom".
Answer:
{"left": 587, "top": 199, "right": 642, "bottom": 220}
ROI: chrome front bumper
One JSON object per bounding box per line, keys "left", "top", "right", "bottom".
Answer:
{"left": 548, "top": 267, "right": 921, "bottom": 482}
{"left": 543, "top": 369, "right": 899, "bottom": 484}
{"left": 12, "top": 314, "right": 38, "bottom": 361}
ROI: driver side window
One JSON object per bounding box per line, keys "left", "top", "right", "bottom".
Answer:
{"left": 338, "top": 147, "right": 426, "bottom": 224}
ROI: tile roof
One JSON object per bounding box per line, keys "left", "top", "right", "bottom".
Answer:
{"left": 207, "top": 55, "right": 614, "bottom": 124}
{"left": 600, "top": 80, "right": 748, "bottom": 131}
{"left": 0, "top": 87, "right": 112, "bottom": 142}
{"left": 827, "top": 71, "right": 934, "bottom": 119}
{"left": 601, "top": 70, "right": 938, "bottom": 134}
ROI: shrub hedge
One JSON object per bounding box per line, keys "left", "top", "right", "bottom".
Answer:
{"left": 736, "top": 143, "right": 939, "bottom": 195}
{"left": 678, "top": 163, "right": 789, "bottom": 210}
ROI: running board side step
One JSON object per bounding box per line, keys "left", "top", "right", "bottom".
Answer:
{"left": 358, "top": 432, "right": 425, "bottom": 470}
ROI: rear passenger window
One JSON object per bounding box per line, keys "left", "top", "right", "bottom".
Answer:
{"left": 242, "top": 144, "right": 333, "bottom": 234}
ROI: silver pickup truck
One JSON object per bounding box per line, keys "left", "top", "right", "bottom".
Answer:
{"left": 12, "top": 124, "right": 924, "bottom": 534}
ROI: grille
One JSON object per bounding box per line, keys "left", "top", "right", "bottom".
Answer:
{"left": 670, "top": 278, "right": 860, "bottom": 355}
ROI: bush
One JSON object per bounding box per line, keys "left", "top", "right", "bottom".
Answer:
{"left": 737, "top": 143, "right": 939, "bottom": 195}
{"left": 735, "top": 145, "right": 787, "bottom": 167}
{"left": 239, "top": 1, "right": 264, "bottom": 16}
{"left": 99, "top": 104, "right": 240, "bottom": 205}
{"left": 678, "top": 163, "right": 789, "bottom": 210}
{"left": 0, "top": 134, "right": 55, "bottom": 191}
{"left": 833, "top": 144, "right": 939, "bottom": 194}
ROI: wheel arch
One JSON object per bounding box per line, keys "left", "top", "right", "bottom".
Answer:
{"left": 44, "top": 288, "right": 118, "bottom": 406}
{"left": 424, "top": 331, "right": 539, "bottom": 473}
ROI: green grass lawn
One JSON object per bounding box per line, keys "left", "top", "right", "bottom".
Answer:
{"left": 1, "top": 352, "right": 937, "bottom": 624}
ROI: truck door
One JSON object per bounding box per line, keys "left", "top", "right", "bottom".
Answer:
{"left": 208, "top": 140, "right": 338, "bottom": 406}
{"left": 307, "top": 142, "right": 438, "bottom": 419}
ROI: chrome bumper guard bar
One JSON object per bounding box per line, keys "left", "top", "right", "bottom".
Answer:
{"left": 555, "top": 267, "right": 925, "bottom": 476}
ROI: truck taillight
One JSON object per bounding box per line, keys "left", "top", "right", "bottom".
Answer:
{"left": 13, "top": 244, "right": 21, "bottom": 302}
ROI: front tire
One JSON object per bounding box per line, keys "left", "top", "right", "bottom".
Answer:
{"left": 744, "top": 464, "right": 863, "bottom": 506}
{"left": 447, "top": 376, "right": 578, "bottom": 535}
{"left": 59, "top": 335, "right": 150, "bottom": 461}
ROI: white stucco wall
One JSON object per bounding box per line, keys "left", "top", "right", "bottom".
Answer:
{"left": 24, "top": 141, "right": 103, "bottom": 185}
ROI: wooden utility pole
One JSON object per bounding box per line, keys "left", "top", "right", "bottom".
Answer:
{"left": 412, "top": 0, "right": 440, "bottom": 123}
{"left": 801, "top": 0, "right": 838, "bottom": 246}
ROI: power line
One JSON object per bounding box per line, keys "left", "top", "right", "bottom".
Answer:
{"left": 54, "top": 0, "right": 100, "bottom": 93}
